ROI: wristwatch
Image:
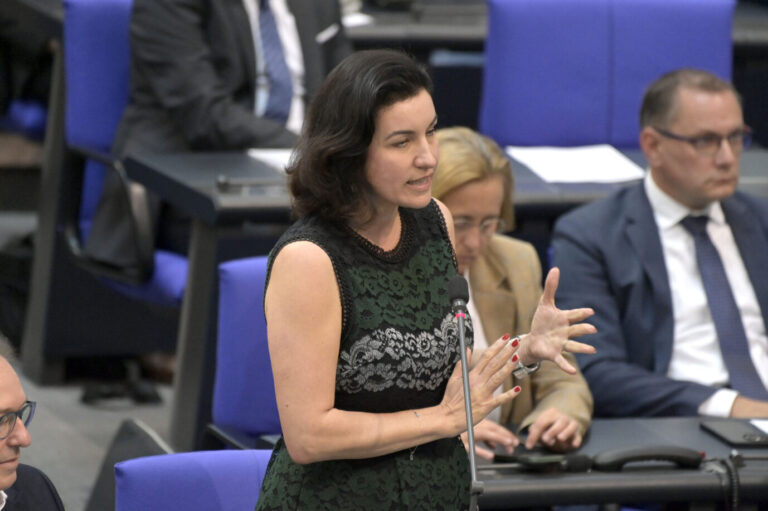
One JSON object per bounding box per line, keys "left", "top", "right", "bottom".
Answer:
{"left": 510, "top": 337, "right": 540, "bottom": 379}
{"left": 506, "top": 336, "right": 540, "bottom": 379}
{"left": 512, "top": 360, "right": 540, "bottom": 379}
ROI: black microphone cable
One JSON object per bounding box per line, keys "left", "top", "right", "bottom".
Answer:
{"left": 703, "top": 450, "right": 742, "bottom": 511}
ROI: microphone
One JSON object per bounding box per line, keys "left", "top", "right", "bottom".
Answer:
{"left": 447, "top": 275, "right": 483, "bottom": 510}
{"left": 448, "top": 275, "right": 469, "bottom": 314}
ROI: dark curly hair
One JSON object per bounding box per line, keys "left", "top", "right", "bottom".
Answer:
{"left": 288, "top": 49, "right": 433, "bottom": 222}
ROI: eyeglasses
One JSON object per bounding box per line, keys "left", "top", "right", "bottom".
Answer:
{"left": 453, "top": 217, "right": 505, "bottom": 238}
{"left": 653, "top": 126, "right": 752, "bottom": 157}
{"left": 0, "top": 401, "right": 35, "bottom": 440}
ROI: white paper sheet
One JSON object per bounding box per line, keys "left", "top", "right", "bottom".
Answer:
{"left": 342, "top": 12, "right": 373, "bottom": 28}
{"left": 247, "top": 148, "right": 293, "bottom": 173}
{"left": 751, "top": 419, "right": 768, "bottom": 434}
{"left": 506, "top": 144, "right": 645, "bottom": 183}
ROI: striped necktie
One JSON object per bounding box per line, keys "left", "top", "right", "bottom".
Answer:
{"left": 681, "top": 215, "right": 768, "bottom": 400}
{"left": 259, "top": 0, "right": 292, "bottom": 122}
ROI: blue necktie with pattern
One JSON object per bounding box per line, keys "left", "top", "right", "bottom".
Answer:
{"left": 259, "top": 0, "right": 292, "bottom": 122}
{"left": 681, "top": 215, "right": 768, "bottom": 400}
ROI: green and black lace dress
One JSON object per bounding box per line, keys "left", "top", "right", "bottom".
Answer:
{"left": 256, "top": 199, "right": 472, "bottom": 510}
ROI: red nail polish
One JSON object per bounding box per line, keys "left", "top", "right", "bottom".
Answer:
{"left": 512, "top": 354, "right": 519, "bottom": 362}
{"left": 502, "top": 333, "right": 511, "bottom": 341}
{"left": 511, "top": 338, "right": 519, "bottom": 348}
{"left": 513, "top": 386, "right": 521, "bottom": 393}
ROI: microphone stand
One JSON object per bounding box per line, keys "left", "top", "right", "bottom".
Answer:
{"left": 454, "top": 302, "right": 484, "bottom": 510}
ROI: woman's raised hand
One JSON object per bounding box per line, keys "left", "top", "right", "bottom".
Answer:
{"left": 517, "top": 267, "right": 596, "bottom": 374}
{"left": 440, "top": 335, "right": 522, "bottom": 436}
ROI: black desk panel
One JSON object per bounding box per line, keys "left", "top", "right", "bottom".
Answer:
{"left": 478, "top": 417, "right": 768, "bottom": 509}
{"left": 124, "top": 152, "right": 291, "bottom": 225}
{"left": 348, "top": 1, "right": 768, "bottom": 51}
{"left": 1, "top": 0, "right": 63, "bottom": 42}
{"left": 10, "top": 0, "right": 768, "bottom": 52}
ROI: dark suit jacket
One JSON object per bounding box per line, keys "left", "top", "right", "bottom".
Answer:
{"left": 551, "top": 182, "right": 768, "bottom": 417}
{"left": 4, "top": 464, "right": 65, "bottom": 511}
{"left": 84, "top": 0, "right": 351, "bottom": 267}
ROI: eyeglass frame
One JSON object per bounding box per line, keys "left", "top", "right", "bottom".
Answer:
{"left": 453, "top": 217, "right": 506, "bottom": 238}
{"left": 0, "top": 401, "right": 36, "bottom": 440}
{"left": 652, "top": 126, "right": 752, "bottom": 157}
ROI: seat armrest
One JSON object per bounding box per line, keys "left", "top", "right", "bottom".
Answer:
{"left": 204, "top": 423, "right": 279, "bottom": 450}
{"left": 61, "top": 144, "right": 155, "bottom": 284}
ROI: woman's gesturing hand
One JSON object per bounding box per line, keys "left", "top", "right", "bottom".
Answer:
{"left": 518, "top": 267, "right": 597, "bottom": 374}
{"left": 440, "top": 335, "right": 522, "bottom": 436}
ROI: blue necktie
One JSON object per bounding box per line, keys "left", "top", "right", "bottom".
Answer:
{"left": 681, "top": 215, "right": 768, "bottom": 400}
{"left": 259, "top": 0, "right": 292, "bottom": 122}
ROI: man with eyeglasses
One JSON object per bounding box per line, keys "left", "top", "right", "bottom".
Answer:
{"left": 0, "top": 357, "right": 63, "bottom": 510}
{"left": 551, "top": 68, "right": 768, "bottom": 419}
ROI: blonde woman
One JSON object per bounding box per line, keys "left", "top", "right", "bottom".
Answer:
{"left": 433, "top": 126, "right": 593, "bottom": 458}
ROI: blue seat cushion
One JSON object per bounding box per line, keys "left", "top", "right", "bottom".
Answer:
{"left": 106, "top": 250, "right": 187, "bottom": 307}
{"left": 0, "top": 100, "right": 47, "bottom": 140}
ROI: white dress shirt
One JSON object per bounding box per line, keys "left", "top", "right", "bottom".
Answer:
{"left": 645, "top": 173, "right": 768, "bottom": 416}
{"left": 242, "top": 0, "right": 306, "bottom": 134}
{"left": 0, "top": 489, "right": 6, "bottom": 510}
{"left": 465, "top": 269, "right": 502, "bottom": 424}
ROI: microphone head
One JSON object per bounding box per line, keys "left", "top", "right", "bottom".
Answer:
{"left": 448, "top": 275, "right": 469, "bottom": 304}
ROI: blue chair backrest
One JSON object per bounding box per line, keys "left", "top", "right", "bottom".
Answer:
{"left": 62, "top": 0, "right": 187, "bottom": 307}
{"left": 479, "top": 0, "right": 735, "bottom": 149}
{"left": 114, "top": 449, "right": 272, "bottom": 511}
{"left": 214, "top": 256, "right": 281, "bottom": 436}
{"left": 63, "top": 0, "right": 132, "bottom": 239}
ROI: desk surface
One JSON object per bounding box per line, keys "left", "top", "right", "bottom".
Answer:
{"left": 478, "top": 417, "right": 768, "bottom": 509}
{"left": 129, "top": 148, "right": 768, "bottom": 224}
{"left": 126, "top": 152, "right": 291, "bottom": 225}
{"left": 349, "top": 1, "right": 768, "bottom": 49}
{"left": 512, "top": 148, "right": 768, "bottom": 212}
{"left": 7, "top": 0, "right": 768, "bottom": 49}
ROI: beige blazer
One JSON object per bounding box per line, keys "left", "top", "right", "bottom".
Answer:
{"left": 469, "top": 235, "right": 593, "bottom": 435}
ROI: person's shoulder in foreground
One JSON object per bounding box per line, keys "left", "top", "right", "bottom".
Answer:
{"left": 4, "top": 464, "right": 65, "bottom": 511}
{"left": 0, "top": 357, "right": 64, "bottom": 510}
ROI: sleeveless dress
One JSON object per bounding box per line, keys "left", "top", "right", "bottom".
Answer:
{"left": 256, "top": 200, "right": 473, "bottom": 510}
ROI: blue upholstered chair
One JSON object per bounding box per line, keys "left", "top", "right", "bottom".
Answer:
{"left": 63, "top": 0, "right": 187, "bottom": 299}
{"left": 21, "top": 0, "right": 185, "bottom": 383}
{"left": 479, "top": 0, "right": 735, "bottom": 149}
{"left": 208, "top": 256, "right": 281, "bottom": 449}
{"left": 114, "top": 449, "right": 272, "bottom": 511}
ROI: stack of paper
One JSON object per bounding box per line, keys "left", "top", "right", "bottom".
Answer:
{"left": 247, "top": 148, "right": 294, "bottom": 173}
{"left": 506, "top": 144, "right": 645, "bottom": 183}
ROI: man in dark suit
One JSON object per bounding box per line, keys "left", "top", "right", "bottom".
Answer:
{"left": 0, "top": 357, "right": 64, "bottom": 510}
{"left": 552, "top": 68, "right": 768, "bottom": 419}
{"left": 84, "top": 0, "right": 352, "bottom": 267}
